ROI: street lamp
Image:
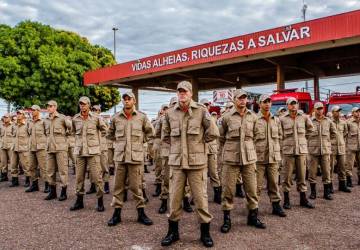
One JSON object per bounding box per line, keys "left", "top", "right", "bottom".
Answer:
{"left": 112, "top": 27, "right": 119, "bottom": 61}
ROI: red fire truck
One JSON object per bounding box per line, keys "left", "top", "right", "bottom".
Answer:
{"left": 327, "top": 87, "right": 360, "bottom": 115}
{"left": 270, "top": 88, "right": 315, "bottom": 114}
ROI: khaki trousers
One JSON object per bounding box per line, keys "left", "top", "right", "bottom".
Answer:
{"left": 282, "top": 155, "right": 307, "bottom": 192}
{"left": 256, "top": 163, "right": 281, "bottom": 203}
{"left": 29, "top": 150, "right": 47, "bottom": 182}
{"left": 222, "top": 163, "right": 258, "bottom": 211}
{"left": 47, "top": 151, "right": 68, "bottom": 187}
{"left": 169, "top": 167, "right": 212, "bottom": 224}
{"left": 111, "top": 163, "right": 145, "bottom": 209}
{"left": 308, "top": 154, "right": 331, "bottom": 184}
{"left": 346, "top": 150, "right": 360, "bottom": 177}
{"left": 68, "top": 146, "right": 75, "bottom": 167}
{"left": 330, "top": 154, "right": 346, "bottom": 181}
{"left": 10, "top": 151, "right": 30, "bottom": 177}
{"left": 108, "top": 148, "right": 115, "bottom": 168}
{"left": 160, "top": 157, "right": 170, "bottom": 199}
{"left": 154, "top": 150, "right": 162, "bottom": 184}
{"left": 0, "top": 149, "right": 12, "bottom": 174}
{"left": 100, "top": 150, "right": 110, "bottom": 182}
{"left": 208, "top": 154, "right": 221, "bottom": 187}
{"left": 76, "top": 155, "right": 104, "bottom": 198}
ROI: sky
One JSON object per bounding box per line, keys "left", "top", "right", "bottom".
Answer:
{"left": 1, "top": 0, "right": 360, "bottom": 117}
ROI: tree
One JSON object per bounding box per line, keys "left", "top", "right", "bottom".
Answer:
{"left": 0, "top": 21, "right": 120, "bottom": 115}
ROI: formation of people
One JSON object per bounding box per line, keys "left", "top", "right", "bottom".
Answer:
{"left": 0, "top": 80, "right": 358, "bottom": 248}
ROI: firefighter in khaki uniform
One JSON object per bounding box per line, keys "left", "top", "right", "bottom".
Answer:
{"left": 308, "top": 102, "right": 337, "bottom": 200}
{"left": 70, "top": 97, "right": 107, "bottom": 212}
{"left": 10, "top": 110, "right": 31, "bottom": 188}
{"left": 26, "top": 105, "right": 49, "bottom": 193}
{"left": 279, "top": 97, "right": 314, "bottom": 209}
{"left": 107, "top": 91, "right": 154, "bottom": 227}
{"left": 345, "top": 107, "right": 360, "bottom": 187}
{"left": 160, "top": 81, "right": 217, "bottom": 248}
{"left": 330, "top": 105, "right": 351, "bottom": 192}
{"left": 44, "top": 100, "right": 72, "bottom": 201}
{"left": 67, "top": 129, "right": 76, "bottom": 175}
{"left": 152, "top": 112, "right": 163, "bottom": 197}
{"left": 254, "top": 94, "right": 286, "bottom": 217}
{"left": 219, "top": 89, "right": 266, "bottom": 235}
{"left": 0, "top": 113, "right": 13, "bottom": 182}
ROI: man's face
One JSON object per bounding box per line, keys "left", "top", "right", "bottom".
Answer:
{"left": 332, "top": 110, "right": 340, "bottom": 119}
{"left": 3, "top": 117, "right": 10, "bottom": 123}
{"left": 204, "top": 103, "right": 210, "bottom": 111}
{"left": 16, "top": 113, "right": 24, "bottom": 121}
{"left": 315, "top": 107, "right": 324, "bottom": 116}
{"left": 177, "top": 89, "right": 192, "bottom": 103}
{"left": 122, "top": 96, "right": 135, "bottom": 109}
{"left": 287, "top": 102, "right": 298, "bottom": 112}
{"left": 31, "top": 110, "right": 40, "bottom": 118}
{"left": 79, "top": 102, "right": 89, "bottom": 113}
{"left": 163, "top": 107, "right": 169, "bottom": 114}
{"left": 92, "top": 108, "right": 101, "bottom": 114}
{"left": 354, "top": 110, "right": 360, "bottom": 119}
{"left": 235, "top": 95, "right": 247, "bottom": 108}
{"left": 260, "top": 99, "right": 271, "bottom": 112}
{"left": 47, "top": 104, "right": 56, "bottom": 114}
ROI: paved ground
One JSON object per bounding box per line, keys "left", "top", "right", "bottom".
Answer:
{"left": 0, "top": 167, "right": 360, "bottom": 250}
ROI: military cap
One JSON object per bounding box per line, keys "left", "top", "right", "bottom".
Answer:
{"left": 16, "top": 110, "right": 25, "bottom": 115}
{"left": 31, "top": 105, "right": 41, "bottom": 111}
{"left": 47, "top": 100, "right": 57, "bottom": 107}
{"left": 200, "top": 98, "right": 210, "bottom": 105}
{"left": 211, "top": 111, "right": 217, "bottom": 116}
{"left": 225, "top": 102, "right": 234, "bottom": 108}
{"left": 169, "top": 97, "right": 177, "bottom": 105}
{"left": 314, "top": 102, "right": 324, "bottom": 109}
{"left": 233, "top": 89, "right": 248, "bottom": 100}
{"left": 92, "top": 104, "right": 101, "bottom": 110}
{"left": 79, "top": 96, "right": 91, "bottom": 105}
{"left": 278, "top": 107, "right": 286, "bottom": 112}
{"left": 177, "top": 81, "right": 192, "bottom": 92}
{"left": 259, "top": 94, "right": 271, "bottom": 103}
{"left": 352, "top": 107, "right": 360, "bottom": 112}
{"left": 331, "top": 105, "right": 342, "bottom": 112}
{"left": 2, "top": 113, "right": 10, "bottom": 118}
{"left": 286, "top": 97, "right": 298, "bottom": 105}
{"left": 122, "top": 91, "right": 136, "bottom": 100}
{"left": 161, "top": 104, "right": 169, "bottom": 110}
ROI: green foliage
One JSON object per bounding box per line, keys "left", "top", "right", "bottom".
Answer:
{"left": 0, "top": 21, "right": 120, "bottom": 115}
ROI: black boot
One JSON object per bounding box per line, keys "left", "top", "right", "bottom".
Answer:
{"left": 44, "top": 182, "right": 50, "bottom": 193}
{"left": 347, "top": 176, "right": 353, "bottom": 187}
{"left": 300, "top": 192, "right": 315, "bottom": 208}
{"left": 213, "top": 186, "right": 222, "bottom": 204}
{"left": 235, "top": 184, "right": 245, "bottom": 198}
{"left": 25, "top": 180, "right": 39, "bottom": 193}
{"left": 24, "top": 176, "right": 30, "bottom": 187}
{"left": 86, "top": 183, "right": 96, "bottom": 194}
{"left": 182, "top": 197, "right": 193, "bottom": 213}
{"left": 58, "top": 186, "right": 67, "bottom": 201}
{"left": 158, "top": 199, "right": 168, "bottom": 214}
{"left": 358, "top": 175, "right": 360, "bottom": 185}
{"left": 161, "top": 220, "right": 179, "bottom": 246}
{"left": 137, "top": 208, "right": 153, "bottom": 226}
{"left": 283, "top": 192, "right": 291, "bottom": 209}
{"left": 272, "top": 201, "right": 286, "bottom": 217}
{"left": 309, "top": 183, "right": 316, "bottom": 199}
{"left": 104, "top": 182, "right": 110, "bottom": 194}
{"left": 200, "top": 223, "right": 214, "bottom": 248}
{"left": 220, "top": 210, "right": 231, "bottom": 233}
{"left": 152, "top": 183, "right": 161, "bottom": 197}
{"left": 329, "top": 182, "right": 334, "bottom": 194}
{"left": 109, "top": 167, "right": 115, "bottom": 176}
{"left": 0, "top": 172, "right": 8, "bottom": 182}
{"left": 70, "top": 195, "right": 84, "bottom": 211}
{"left": 247, "top": 208, "right": 266, "bottom": 229}
{"left": 9, "top": 177, "right": 19, "bottom": 187}
{"left": 96, "top": 196, "right": 105, "bottom": 212}
{"left": 144, "top": 165, "right": 150, "bottom": 173}
{"left": 107, "top": 208, "right": 121, "bottom": 226}
{"left": 339, "top": 180, "right": 351, "bottom": 193}
{"left": 44, "top": 185, "right": 57, "bottom": 200}
{"left": 143, "top": 189, "right": 149, "bottom": 203}
{"left": 323, "top": 184, "right": 333, "bottom": 200}
{"left": 123, "top": 189, "right": 128, "bottom": 202}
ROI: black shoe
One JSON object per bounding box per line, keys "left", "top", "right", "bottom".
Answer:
{"left": 329, "top": 182, "right": 334, "bottom": 194}
{"left": 358, "top": 175, "right": 360, "bottom": 185}
{"left": 200, "top": 223, "right": 214, "bottom": 248}
{"left": 144, "top": 165, "right": 150, "bottom": 173}
{"left": 9, "top": 177, "right": 19, "bottom": 187}
{"left": 44, "top": 182, "right": 50, "bottom": 193}
{"left": 339, "top": 180, "right": 351, "bottom": 193}
{"left": 158, "top": 199, "right": 168, "bottom": 214}
{"left": 58, "top": 186, "right": 67, "bottom": 201}
{"left": 152, "top": 183, "right": 161, "bottom": 197}
{"left": 220, "top": 210, "right": 231, "bottom": 233}
{"left": 0, "top": 172, "right": 8, "bottom": 182}
{"left": 25, "top": 180, "right": 39, "bottom": 193}
{"left": 109, "top": 167, "right": 115, "bottom": 176}
{"left": 143, "top": 189, "right": 149, "bottom": 203}
{"left": 236, "top": 184, "right": 245, "bottom": 198}
{"left": 300, "top": 192, "right": 315, "bottom": 208}
{"left": 107, "top": 208, "right": 121, "bottom": 226}
{"left": 213, "top": 186, "right": 222, "bottom": 204}
{"left": 70, "top": 195, "right": 84, "bottom": 211}
{"left": 247, "top": 208, "right": 266, "bottom": 229}
{"left": 323, "top": 184, "right": 333, "bottom": 200}
{"left": 182, "top": 197, "right": 193, "bottom": 213}
{"left": 137, "top": 208, "right": 153, "bottom": 226}
{"left": 309, "top": 183, "right": 316, "bottom": 199}
{"left": 347, "top": 176, "right": 353, "bottom": 187}
{"left": 86, "top": 183, "right": 96, "bottom": 194}
{"left": 24, "top": 176, "right": 30, "bottom": 187}
{"left": 272, "top": 201, "right": 286, "bottom": 217}
{"left": 283, "top": 192, "right": 291, "bottom": 209}
{"left": 44, "top": 185, "right": 57, "bottom": 200}
{"left": 161, "top": 220, "right": 179, "bottom": 246}
{"left": 104, "top": 182, "right": 110, "bottom": 194}
{"left": 96, "top": 196, "right": 105, "bottom": 212}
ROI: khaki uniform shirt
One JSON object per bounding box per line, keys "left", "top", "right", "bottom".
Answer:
{"left": 72, "top": 112, "right": 107, "bottom": 156}
{"left": 108, "top": 108, "right": 154, "bottom": 164}
{"left": 346, "top": 117, "right": 360, "bottom": 152}
{"left": 218, "top": 108, "right": 257, "bottom": 166}
{"left": 308, "top": 116, "right": 337, "bottom": 155}
{"left": 0, "top": 123, "right": 15, "bottom": 150}
{"left": 279, "top": 111, "right": 314, "bottom": 155}
{"left": 45, "top": 112, "right": 72, "bottom": 152}
{"left": 13, "top": 120, "right": 30, "bottom": 152}
{"left": 162, "top": 100, "right": 219, "bottom": 169}
{"left": 254, "top": 112, "right": 282, "bottom": 164}
{"left": 331, "top": 118, "right": 347, "bottom": 155}
{"left": 155, "top": 115, "right": 170, "bottom": 158}
{"left": 29, "top": 118, "right": 47, "bottom": 152}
